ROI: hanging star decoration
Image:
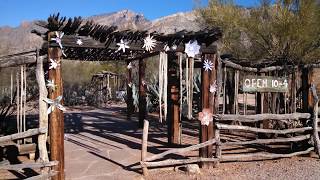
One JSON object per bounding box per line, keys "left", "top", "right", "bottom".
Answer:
{"left": 142, "top": 35, "right": 157, "bottom": 52}
{"left": 163, "top": 44, "right": 170, "bottom": 52}
{"left": 210, "top": 80, "right": 217, "bottom": 94}
{"left": 43, "top": 96, "right": 66, "bottom": 114}
{"left": 198, "top": 108, "right": 213, "bottom": 126}
{"left": 203, "top": 59, "right": 214, "bottom": 71}
{"left": 46, "top": 79, "right": 56, "bottom": 91}
{"left": 76, "top": 39, "right": 83, "bottom": 46}
{"left": 51, "top": 31, "right": 64, "bottom": 49}
{"left": 185, "top": 40, "right": 200, "bottom": 58}
{"left": 49, "top": 58, "right": 60, "bottom": 70}
{"left": 127, "top": 62, "right": 133, "bottom": 69}
{"left": 171, "top": 44, "right": 177, "bottom": 50}
{"left": 116, "top": 39, "right": 130, "bottom": 53}
{"left": 51, "top": 32, "right": 67, "bottom": 57}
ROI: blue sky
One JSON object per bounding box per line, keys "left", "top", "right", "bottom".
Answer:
{"left": 0, "top": 0, "right": 261, "bottom": 27}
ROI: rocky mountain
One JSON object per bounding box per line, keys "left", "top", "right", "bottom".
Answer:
{"left": 0, "top": 10, "right": 201, "bottom": 55}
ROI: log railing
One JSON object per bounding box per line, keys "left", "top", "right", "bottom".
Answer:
{"left": 140, "top": 107, "right": 320, "bottom": 176}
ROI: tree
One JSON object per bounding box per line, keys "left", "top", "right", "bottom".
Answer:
{"left": 199, "top": 0, "right": 320, "bottom": 64}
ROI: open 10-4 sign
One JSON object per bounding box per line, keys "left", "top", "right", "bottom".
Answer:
{"left": 243, "top": 76, "right": 288, "bottom": 93}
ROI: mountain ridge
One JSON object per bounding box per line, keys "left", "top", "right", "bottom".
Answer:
{"left": 0, "top": 10, "right": 201, "bottom": 55}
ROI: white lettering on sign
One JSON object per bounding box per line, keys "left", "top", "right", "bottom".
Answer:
{"left": 243, "top": 76, "right": 288, "bottom": 93}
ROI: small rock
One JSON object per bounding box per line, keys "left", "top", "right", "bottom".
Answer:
{"left": 186, "top": 164, "right": 201, "bottom": 174}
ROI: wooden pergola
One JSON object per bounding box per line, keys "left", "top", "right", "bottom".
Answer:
{"left": 0, "top": 13, "right": 222, "bottom": 179}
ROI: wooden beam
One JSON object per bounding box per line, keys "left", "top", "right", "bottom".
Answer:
{"left": 221, "top": 147, "right": 314, "bottom": 162}
{"left": 145, "top": 138, "right": 216, "bottom": 162}
{"left": 167, "top": 53, "right": 181, "bottom": 145}
{"left": 142, "top": 158, "right": 219, "bottom": 168}
{"left": 0, "top": 128, "right": 47, "bottom": 144}
{"left": 35, "top": 49, "right": 49, "bottom": 163}
{"left": 0, "top": 161, "right": 58, "bottom": 170}
{"left": 48, "top": 32, "right": 65, "bottom": 180}
{"left": 311, "top": 84, "right": 320, "bottom": 158}
{"left": 216, "top": 124, "right": 312, "bottom": 134}
{"left": 138, "top": 59, "right": 147, "bottom": 128}
{"left": 141, "top": 120, "right": 149, "bottom": 176}
{"left": 0, "top": 55, "right": 46, "bottom": 68}
{"left": 216, "top": 113, "right": 310, "bottom": 122}
{"left": 56, "top": 35, "right": 218, "bottom": 54}
{"left": 126, "top": 60, "right": 134, "bottom": 119}
{"left": 223, "top": 134, "right": 310, "bottom": 146}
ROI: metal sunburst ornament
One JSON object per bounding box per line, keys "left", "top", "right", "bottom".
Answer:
{"left": 184, "top": 40, "right": 200, "bottom": 58}
{"left": 142, "top": 35, "right": 157, "bottom": 52}
{"left": 210, "top": 80, "right": 217, "bottom": 94}
{"left": 203, "top": 59, "right": 214, "bottom": 71}
{"left": 46, "top": 79, "right": 56, "bottom": 91}
{"left": 43, "top": 96, "right": 66, "bottom": 114}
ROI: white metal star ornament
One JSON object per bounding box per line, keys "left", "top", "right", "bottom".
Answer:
{"left": 171, "top": 44, "right": 177, "bottom": 50}
{"left": 116, "top": 39, "right": 130, "bottom": 53}
{"left": 210, "top": 81, "right": 217, "bottom": 93}
{"left": 49, "top": 59, "right": 59, "bottom": 70}
{"left": 203, "top": 59, "right": 214, "bottom": 71}
{"left": 43, "top": 96, "right": 66, "bottom": 114}
{"left": 198, "top": 109, "right": 213, "bottom": 126}
{"left": 127, "top": 62, "right": 133, "bottom": 69}
{"left": 185, "top": 40, "right": 200, "bottom": 58}
{"left": 46, "top": 79, "right": 56, "bottom": 90}
{"left": 163, "top": 44, "right": 170, "bottom": 52}
{"left": 76, "top": 39, "right": 83, "bottom": 46}
{"left": 51, "top": 32, "right": 64, "bottom": 49}
{"left": 142, "top": 35, "right": 157, "bottom": 52}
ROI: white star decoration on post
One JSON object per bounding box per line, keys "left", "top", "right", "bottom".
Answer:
{"left": 116, "top": 39, "right": 130, "bottom": 53}
{"left": 46, "top": 79, "right": 56, "bottom": 91}
{"left": 163, "top": 44, "right": 170, "bottom": 52}
{"left": 198, "top": 108, "right": 213, "bottom": 126}
{"left": 127, "top": 62, "right": 133, "bottom": 69}
{"left": 142, "top": 35, "right": 157, "bottom": 52}
{"left": 210, "top": 80, "right": 217, "bottom": 94}
{"left": 184, "top": 40, "right": 200, "bottom": 58}
{"left": 49, "top": 59, "right": 59, "bottom": 70}
{"left": 203, "top": 59, "right": 214, "bottom": 71}
{"left": 76, "top": 39, "right": 83, "bottom": 46}
{"left": 43, "top": 96, "right": 66, "bottom": 114}
{"left": 51, "top": 32, "right": 64, "bottom": 49}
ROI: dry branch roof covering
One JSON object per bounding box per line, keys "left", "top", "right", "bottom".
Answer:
{"left": 34, "top": 13, "right": 222, "bottom": 61}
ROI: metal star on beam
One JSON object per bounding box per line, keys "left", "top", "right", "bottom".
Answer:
{"left": 46, "top": 79, "right": 56, "bottom": 91}
{"left": 49, "top": 58, "right": 59, "bottom": 70}
{"left": 142, "top": 35, "right": 157, "bottom": 52}
{"left": 185, "top": 40, "right": 200, "bottom": 58}
{"left": 43, "top": 96, "right": 66, "bottom": 114}
{"left": 203, "top": 59, "right": 214, "bottom": 71}
{"left": 116, "top": 39, "right": 130, "bottom": 53}
{"left": 51, "top": 32, "right": 64, "bottom": 49}
{"left": 76, "top": 39, "right": 83, "bottom": 46}
{"left": 210, "top": 81, "right": 217, "bottom": 94}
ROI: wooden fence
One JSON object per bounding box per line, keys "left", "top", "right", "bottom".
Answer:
{"left": 140, "top": 87, "right": 320, "bottom": 175}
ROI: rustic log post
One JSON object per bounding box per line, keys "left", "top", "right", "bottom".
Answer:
{"left": 139, "top": 59, "right": 147, "bottom": 128}
{"left": 126, "top": 60, "right": 134, "bottom": 120}
{"left": 35, "top": 49, "right": 49, "bottom": 166}
{"left": 310, "top": 84, "right": 320, "bottom": 157}
{"left": 200, "top": 53, "right": 217, "bottom": 168}
{"left": 167, "top": 54, "right": 181, "bottom": 144}
{"left": 302, "top": 68, "right": 309, "bottom": 113}
{"left": 291, "top": 69, "right": 297, "bottom": 113}
{"left": 141, "top": 120, "right": 149, "bottom": 176}
{"left": 48, "top": 31, "right": 65, "bottom": 180}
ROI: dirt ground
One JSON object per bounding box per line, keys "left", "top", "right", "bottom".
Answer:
{"left": 1, "top": 104, "right": 320, "bottom": 179}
